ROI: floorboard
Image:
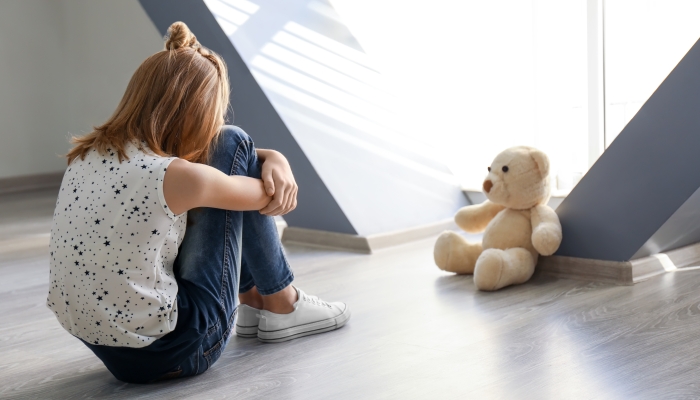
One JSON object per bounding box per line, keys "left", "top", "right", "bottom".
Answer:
{"left": 3, "top": 189, "right": 700, "bottom": 399}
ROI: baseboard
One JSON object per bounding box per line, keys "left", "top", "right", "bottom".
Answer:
{"left": 537, "top": 241, "right": 700, "bottom": 285}
{"left": 282, "top": 227, "right": 371, "bottom": 253}
{"left": 0, "top": 172, "right": 64, "bottom": 195}
{"left": 281, "top": 218, "right": 458, "bottom": 253}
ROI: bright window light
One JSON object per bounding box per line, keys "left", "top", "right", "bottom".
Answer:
{"left": 604, "top": 0, "right": 700, "bottom": 146}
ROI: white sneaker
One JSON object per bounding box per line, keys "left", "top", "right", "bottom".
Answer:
{"left": 257, "top": 287, "right": 350, "bottom": 343}
{"left": 236, "top": 304, "right": 261, "bottom": 338}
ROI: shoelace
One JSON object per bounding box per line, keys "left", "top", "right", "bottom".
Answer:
{"left": 257, "top": 291, "right": 333, "bottom": 317}
{"left": 302, "top": 292, "right": 332, "bottom": 308}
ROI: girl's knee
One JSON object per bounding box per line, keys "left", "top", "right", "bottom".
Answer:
{"left": 219, "top": 125, "right": 252, "bottom": 146}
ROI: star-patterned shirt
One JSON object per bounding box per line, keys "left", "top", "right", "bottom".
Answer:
{"left": 47, "top": 142, "right": 186, "bottom": 347}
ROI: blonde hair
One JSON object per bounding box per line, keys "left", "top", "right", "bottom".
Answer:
{"left": 66, "top": 21, "right": 230, "bottom": 164}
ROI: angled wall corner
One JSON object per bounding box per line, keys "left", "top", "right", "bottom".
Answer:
{"left": 554, "top": 37, "right": 700, "bottom": 262}
{"left": 138, "top": 0, "right": 467, "bottom": 240}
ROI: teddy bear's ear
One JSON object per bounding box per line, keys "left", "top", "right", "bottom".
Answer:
{"left": 530, "top": 149, "right": 550, "bottom": 177}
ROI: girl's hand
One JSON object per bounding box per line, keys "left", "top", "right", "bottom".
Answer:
{"left": 258, "top": 149, "right": 298, "bottom": 216}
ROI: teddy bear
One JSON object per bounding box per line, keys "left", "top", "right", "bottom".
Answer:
{"left": 434, "top": 146, "right": 562, "bottom": 291}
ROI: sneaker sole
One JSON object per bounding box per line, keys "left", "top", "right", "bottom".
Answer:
{"left": 257, "top": 306, "right": 351, "bottom": 343}
{"left": 236, "top": 325, "right": 259, "bottom": 338}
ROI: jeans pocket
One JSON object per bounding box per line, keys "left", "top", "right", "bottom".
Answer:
{"left": 203, "top": 309, "right": 237, "bottom": 370}
{"left": 203, "top": 338, "right": 225, "bottom": 370}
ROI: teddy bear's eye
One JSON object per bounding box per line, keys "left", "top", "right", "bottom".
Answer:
{"left": 488, "top": 167, "right": 491, "bottom": 172}
{"left": 502, "top": 166, "right": 509, "bottom": 173}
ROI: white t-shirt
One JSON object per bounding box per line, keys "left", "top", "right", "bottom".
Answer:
{"left": 47, "top": 142, "right": 186, "bottom": 347}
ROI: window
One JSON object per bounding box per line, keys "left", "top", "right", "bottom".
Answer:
{"left": 332, "top": 0, "right": 700, "bottom": 194}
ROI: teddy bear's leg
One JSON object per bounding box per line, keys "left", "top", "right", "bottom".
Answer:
{"left": 473, "top": 248, "right": 536, "bottom": 291}
{"left": 434, "top": 231, "right": 483, "bottom": 274}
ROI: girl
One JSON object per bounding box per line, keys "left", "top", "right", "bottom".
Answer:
{"left": 46, "top": 22, "right": 350, "bottom": 384}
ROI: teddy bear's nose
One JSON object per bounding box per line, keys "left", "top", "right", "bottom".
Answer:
{"left": 483, "top": 179, "right": 493, "bottom": 193}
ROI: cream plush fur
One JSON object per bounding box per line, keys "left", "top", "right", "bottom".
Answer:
{"left": 434, "top": 146, "right": 562, "bottom": 291}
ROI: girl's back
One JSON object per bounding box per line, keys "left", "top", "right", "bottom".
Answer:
{"left": 47, "top": 141, "right": 185, "bottom": 347}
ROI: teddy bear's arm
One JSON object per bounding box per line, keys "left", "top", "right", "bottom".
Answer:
{"left": 455, "top": 201, "right": 506, "bottom": 233}
{"left": 530, "top": 205, "right": 563, "bottom": 256}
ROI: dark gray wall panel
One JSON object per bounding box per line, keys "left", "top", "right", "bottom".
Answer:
{"left": 556, "top": 38, "right": 700, "bottom": 261}
{"left": 138, "top": 0, "right": 357, "bottom": 234}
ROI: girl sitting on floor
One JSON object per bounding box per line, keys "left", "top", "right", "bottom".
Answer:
{"left": 46, "top": 21, "right": 350, "bottom": 383}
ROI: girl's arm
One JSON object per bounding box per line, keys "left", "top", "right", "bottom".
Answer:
{"left": 163, "top": 158, "right": 272, "bottom": 215}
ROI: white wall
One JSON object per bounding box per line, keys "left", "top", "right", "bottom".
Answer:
{"left": 0, "top": 0, "right": 162, "bottom": 179}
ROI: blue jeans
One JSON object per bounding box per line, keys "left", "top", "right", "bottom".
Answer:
{"left": 83, "top": 126, "right": 294, "bottom": 383}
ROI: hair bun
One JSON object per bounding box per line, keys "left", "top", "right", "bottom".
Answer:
{"left": 165, "top": 21, "right": 199, "bottom": 50}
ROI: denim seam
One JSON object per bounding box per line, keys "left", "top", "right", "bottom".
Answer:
{"left": 218, "top": 140, "right": 251, "bottom": 310}
{"left": 229, "top": 140, "right": 255, "bottom": 295}
{"left": 206, "top": 319, "right": 221, "bottom": 337}
{"left": 202, "top": 307, "right": 238, "bottom": 370}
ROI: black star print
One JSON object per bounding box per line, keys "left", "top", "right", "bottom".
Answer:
{"left": 78, "top": 251, "right": 83, "bottom": 256}
{"left": 144, "top": 196, "right": 149, "bottom": 200}
{"left": 115, "top": 189, "right": 121, "bottom": 194}
{"left": 122, "top": 184, "right": 127, "bottom": 189}
{"left": 74, "top": 261, "right": 80, "bottom": 266}
{"left": 159, "top": 306, "right": 165, "bottom": 311}
{"left": 74, "top": 245, "right": 79, "bottom": 250}
{"left": 151, "top": 229, "right": 158, "bottom": 235}
{"left": 104, "top": 290, "right": 109, "bottom": 295}
{"left": 96, "top": 321, "right": 101, "bottom": 326}
{"left": 97, "top": 296, "right": 103, "bottom": 301}
{"left": 110, "top": 167, "right": 114, "bottom": 171}
{"left": 133, "top": 206, "right": 140, "bottom": 212}
{"left": 141, "top": 164, "right": 147, "bottom": 169}
{"left": 85, "top": 270, "right": 90, "bottom": 276}
{"left": 113, "top": 338, "right": 118, "bottom": 343}
{"left": 95, "top": 219, "right": 100, "bottom": 225}
{"left": 73, "top": 188, "right": 77, "bottom": 193}
{"left": 117, "top": 310, "right": 122, "bottom": 315}
{"left": 104, "top": 241, "right": 110, "bottom": 246}
{"left": 102, "top": 160, "right": 107, "bottom": 164}
{"left": 117, "top": 269, "right": 124, "bottom": 275}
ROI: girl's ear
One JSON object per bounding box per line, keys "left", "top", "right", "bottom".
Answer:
{"left": 530, "top": 149, "right": 550, "bottom": 177}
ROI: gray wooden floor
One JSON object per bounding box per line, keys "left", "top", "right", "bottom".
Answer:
{"left": 4, "top": 189, "right": 700, "bottom": 399}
